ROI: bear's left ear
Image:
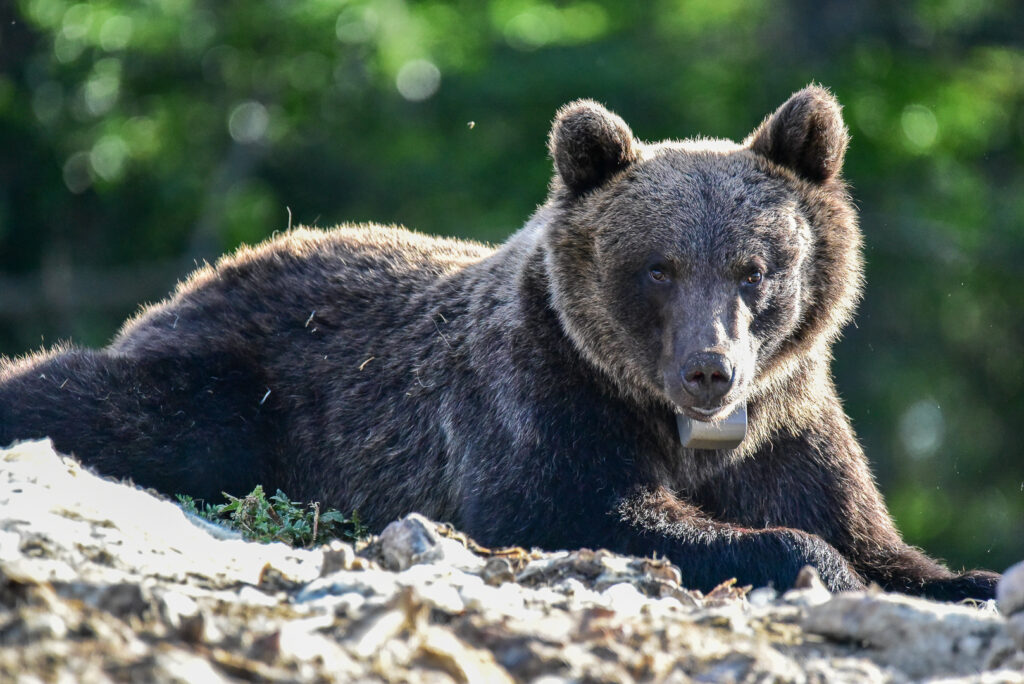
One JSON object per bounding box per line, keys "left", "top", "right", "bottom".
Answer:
{"left": 746, "top": 85, "right": 849, "bottom": 183}
{"left": 549, "top": 100, "right": 639, "bottom": 196}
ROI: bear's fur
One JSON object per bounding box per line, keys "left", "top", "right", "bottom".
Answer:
{"left": 0, "top": 87, "right": 999, "bottom": 600}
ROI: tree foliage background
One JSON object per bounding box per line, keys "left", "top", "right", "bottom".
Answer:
{"left": 1, "top": 0, "right": 1021, "bottom": 571}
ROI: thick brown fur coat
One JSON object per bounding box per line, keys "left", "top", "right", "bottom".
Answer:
{"left": 0, "top": 87, "right": 999, "bottom": 599}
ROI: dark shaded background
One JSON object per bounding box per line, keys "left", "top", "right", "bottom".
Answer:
{"left": 1, "top": 0, "right": 1021, "bottom": 571}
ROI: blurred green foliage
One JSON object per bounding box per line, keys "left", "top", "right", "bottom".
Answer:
{"left": 1, "top": 0, "right": 1021, "bottom": 571}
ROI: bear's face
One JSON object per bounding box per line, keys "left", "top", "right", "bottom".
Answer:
{"left": 577, "top": 149, "right": 812, "bottom": 421}
{"left": 543, "top": 87, "right": 861, "bottom": 424}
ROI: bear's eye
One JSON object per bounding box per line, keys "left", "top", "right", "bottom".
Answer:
{"left": 649, "top": 267, "right": 669, "bottom": 283}
{"left": 743, "top": 270, "right": 764, "bottom": 286}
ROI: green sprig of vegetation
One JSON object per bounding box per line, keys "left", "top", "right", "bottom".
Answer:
{"left": 176, "top": 485, "right": 368, "bottom": 547}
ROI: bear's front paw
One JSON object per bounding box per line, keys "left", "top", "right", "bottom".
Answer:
{"left": 767, "top": 529, "right": 866, "bottom": 593}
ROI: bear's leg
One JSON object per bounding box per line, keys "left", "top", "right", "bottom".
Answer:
{"left": 0, "top": 346, "right": 283, "bottom": 503}
{"left": 855, "top": 546, "right": 1000, "bottom": 602}
{"left": 710, "top": 422, "right": 1001, "bottom": 601}
{"left": 779, "top": 459, "right": 1000, "bottom": 602}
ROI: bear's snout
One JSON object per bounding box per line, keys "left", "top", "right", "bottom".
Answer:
{"left": 680, "top": 351, "right": 734, "bottom": 408}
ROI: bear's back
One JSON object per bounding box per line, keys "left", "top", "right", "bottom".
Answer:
{"left": 111, "top": 225, "right": 496, "bottom": 356}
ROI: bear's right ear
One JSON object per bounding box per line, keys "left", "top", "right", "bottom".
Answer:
{"left": 548, "top": 100, "right": 639, "bottom": 196}
{"left": 746, "top": 85, "right": 849, "bottom": 183}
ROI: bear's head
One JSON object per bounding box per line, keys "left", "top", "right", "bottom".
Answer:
{"left": 543, "top": 86, "right": 862, "bottom": 431}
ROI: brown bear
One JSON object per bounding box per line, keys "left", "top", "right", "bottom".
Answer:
{"left": 0, "top": 86, "right": 1000, "bottom": 600}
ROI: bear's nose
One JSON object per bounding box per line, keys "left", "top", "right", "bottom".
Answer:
{"left": 680, "top": 352, "right": 734, "bottom": 405}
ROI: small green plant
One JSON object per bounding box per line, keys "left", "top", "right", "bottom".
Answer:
{"left": 176, "top": 485, "right": 368, "bottom": 547}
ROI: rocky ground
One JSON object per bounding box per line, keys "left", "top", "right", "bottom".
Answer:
{"left": 1, "top": 440, "right": 1022, "bottom": 683}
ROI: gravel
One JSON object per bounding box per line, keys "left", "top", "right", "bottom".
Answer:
{"left": 1, "top": 439, "right": 1022, "bottom": 683}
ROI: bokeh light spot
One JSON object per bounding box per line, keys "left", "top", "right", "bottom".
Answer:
{"left": 62, "top": 151, "right": 92, "bottom": 194}
{"left": 83, "top": 60, "right": 121, "bottom": 116}
{"left": 90, "top": 135, "right": 130, "bottom": 182}
{"left": 395, "top": 59, "right": 440, "bottom": 102}
{"left": 899, "top": 399, "right": 945, "bottom": 459}
{"left": 228, "top": 101, "right": 269, "bottom": 144}
{"left": 504, "top": 6, "right": 560, "bottom": 49}
{"left": 901, "top": 104, "right": 939, "bottom": 152}
{"left": 852, "top": 92, "right": 886, "bottom": 140}
{"left": 54, "top": 31, "right": 85, "bottom": 64}
{"left": 335, "top": 6, "right": 378, "bottom": 43}
{"left": 124, "top": 116, "right": 161, "bottom": 159}
{"left": 61, "top": 4, "right": 92, "bottom": 42}
{"left": 99, "top": 15, "right": 134, "bottom": 51}
{"left": 26, "top": 0, "right": 66, "bottom": 28}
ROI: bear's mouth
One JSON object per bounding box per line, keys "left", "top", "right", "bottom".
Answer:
{"left": 681, "top": 403, "right": 737, "bottom": 423}
{"left": 662, "top": 372, "right": 747, "bottom": 423}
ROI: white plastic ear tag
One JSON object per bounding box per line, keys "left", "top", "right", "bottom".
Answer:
{"left": 676, "top": 404, "right": 747, "bottom": 450}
